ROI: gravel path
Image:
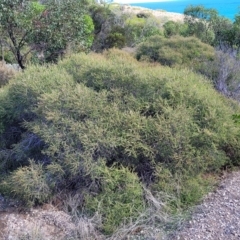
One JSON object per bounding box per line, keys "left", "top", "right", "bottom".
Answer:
{"left": 171, "top": 171, "right": 240, "bottom": 240}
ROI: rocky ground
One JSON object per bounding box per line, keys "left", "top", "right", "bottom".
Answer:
{"left": 0, "top": 197, "right": 102, "bottom": 240}
{"left": 170, "top": 171, "right": 240, "bottom": 240}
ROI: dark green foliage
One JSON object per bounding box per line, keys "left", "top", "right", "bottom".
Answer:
{"left": 183, "top": 5, "right": 240, "bottom": 51}
{"left": 0, "top": 49, "right": 240, "bottom": 231}
{"left": 136, "top": 12, "right": 150, "bottom": 18}
{"left": 89, "top": 4, "right": 162, "bottom": 50}
{"left": 233, "top": 114, "right": 240, "bottom": 123}
{"left": 184, "top": 5, "right": 218, "bottom": 45}
{"left": 233, "top": 12, "right": 240, "bottom": 51}
{"left": 163, "top": 21, "right": 188, "bottom": 38}
{"left": 89, "top": 4, "right": 124, "bottom": 51}
{"left": 211, "top": 16, "right": 235, "bottom": 48}
{"left": 136, "top": 35, "right": 214, "bottom": 68}
{"left": 0, "top": 0, "right": 94, "bottom": 67}
{"left": 31, "top": 0, "right": 94, "bottom": 63}
{"left": 90, "top": 4, "right": 113, "bottom": 34}
{"left": 124, "top": 15, "right": 162, "bottom": 46}
{"left": 163, "top": 21, "right": 180, "bottom": 37}
{"left": 105, "top": 26, "right": 126, "bottom": 49}
{"left": 0, "top": 0, "right": 45, "bottom": 68}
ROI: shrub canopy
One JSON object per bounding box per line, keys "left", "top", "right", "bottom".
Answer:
{"left": 136, "top": 35, "right": 214, "bottom": 68}
{"left": 0, "top": 49, "right": 240, "bottom": 232}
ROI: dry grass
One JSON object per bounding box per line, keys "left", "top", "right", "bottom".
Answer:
{"left": 0, "top": 62, "right": 16, "bottom": 87}
{"left": 107, "top": 187, "right": 182, "bottom": 240}
{"left": 54, "top": 187, "right": 180, "bottom": 240}
{"left": 59, "top": 192, "right": 104, "bottom": 239}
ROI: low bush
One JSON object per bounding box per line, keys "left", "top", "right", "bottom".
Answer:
{"left": 1, "top": 160, "right": 51, "bottom": 206}
{"left": 89, "top": 4, "right": 113, "bottom": 34}
{"left": 124, "top": 16, "right": 162, "bottom": 46}
{"left": 105, "top": 26, "right": 126, "bottom": 49}
{"left": 135, "top": 35, "right": 214, "bottom": 69}
{"left": 163, "top": 21, "right": 189, "bottom": 37}
{"left": 85, "top": 164, "right": 144, "bottom": 234}
{"left": 0, "top": 49, "right": 240, "bottom": 234}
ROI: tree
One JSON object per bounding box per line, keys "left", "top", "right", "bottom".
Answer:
{"left": 233, "top": 11, "right": 240, "bottom": 52}
{"left": 0, "top": 0, "right": 45, "bottom": 69}
{"left": 163, "top": 21, "right": 180, "bottom": 38}
{"left": 32, "top": 0, "right": 94, "bottom": 63}
{"left": 0, "top": 0, "right": 94, "bottom": 68}
{"left": 163, "top": 21, "right": 188, "bottom": 38}
{"left": 184, "top": 5, "right": 218, "bottom": 45}
{"left": 211, "top": 16, "right": 234, "bottom": 50}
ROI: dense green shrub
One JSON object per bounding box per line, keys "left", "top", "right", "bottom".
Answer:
{"left": 105, "top": 26, "right": 126, "bottom": 49}
{"left": 136, "top": 35, "right": 214, "bottom": 68}
{"left": 85, "top": 164, "right": 144, "bottom": 234}
{"left": 89, "top": 4, "right": 113, "bottom": 34}
{"left": 60, "top": 50, "right": 240, "bottom": 174}
{"left": 124, "top": 16, "right": 162, "bottom": 46}
{"left": 184, "top": 5, "right": 217, "bottom": 45}
{"left": 163, "top": 21, "right": 189, "bottom": 37}
{"left": 163, "top": 21, "right": 180, "bottom": 37}
{"left": 0, "top": 50, "right": 15, "bottom": 64}
{"left": 0, "top": 49, "right": 240, "bottom": 232}
{"left": 0, "top": 0, "right": 94, "bottom": 68}
{"left": 89, "top": 4, "right": 126, "bottom": 51}
{"left": 0, "top": 65, "right": 75, "bottom": 172}
{"left": 1, "top": 160, "right": 51, "bottom": 206}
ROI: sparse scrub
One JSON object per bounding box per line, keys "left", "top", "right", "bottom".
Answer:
{"left": 13, "top": 224, "right": 46, "bottom": 240}
{"left": 199, "top": 50, "right": 240, "bottom": 100}
{"left": 124, "top": 15, "right": 162, "bottom": 46}
{"left": 90, "top": 4, "right": 163, "bottom": 51}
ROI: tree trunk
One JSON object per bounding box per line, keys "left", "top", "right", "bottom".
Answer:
{"left": 16, "top": 49, "right": 25, "bottom": 69}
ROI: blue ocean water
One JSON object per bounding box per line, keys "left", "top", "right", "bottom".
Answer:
{"left": 130, "top": 0, "right": 240, "bottom": 21}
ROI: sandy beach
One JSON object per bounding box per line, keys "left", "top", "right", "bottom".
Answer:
{"left": 118, "top": 4, "right": 185, "bottom": 22}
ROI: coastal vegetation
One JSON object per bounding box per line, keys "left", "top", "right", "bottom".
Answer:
{"left": 1, "top": 0, "right": 240, "bottom": 238}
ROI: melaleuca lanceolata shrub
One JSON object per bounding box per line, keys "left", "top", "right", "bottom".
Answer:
{"left": 0, "top": 49, "right": 240, "bottom": 231}
{"left": 135, "top": 35, "right": 214, "bottom": 68}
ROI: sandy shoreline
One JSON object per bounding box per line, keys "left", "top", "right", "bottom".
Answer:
{"left": 115, "top": 4, "right": 185, "bottom": 22}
